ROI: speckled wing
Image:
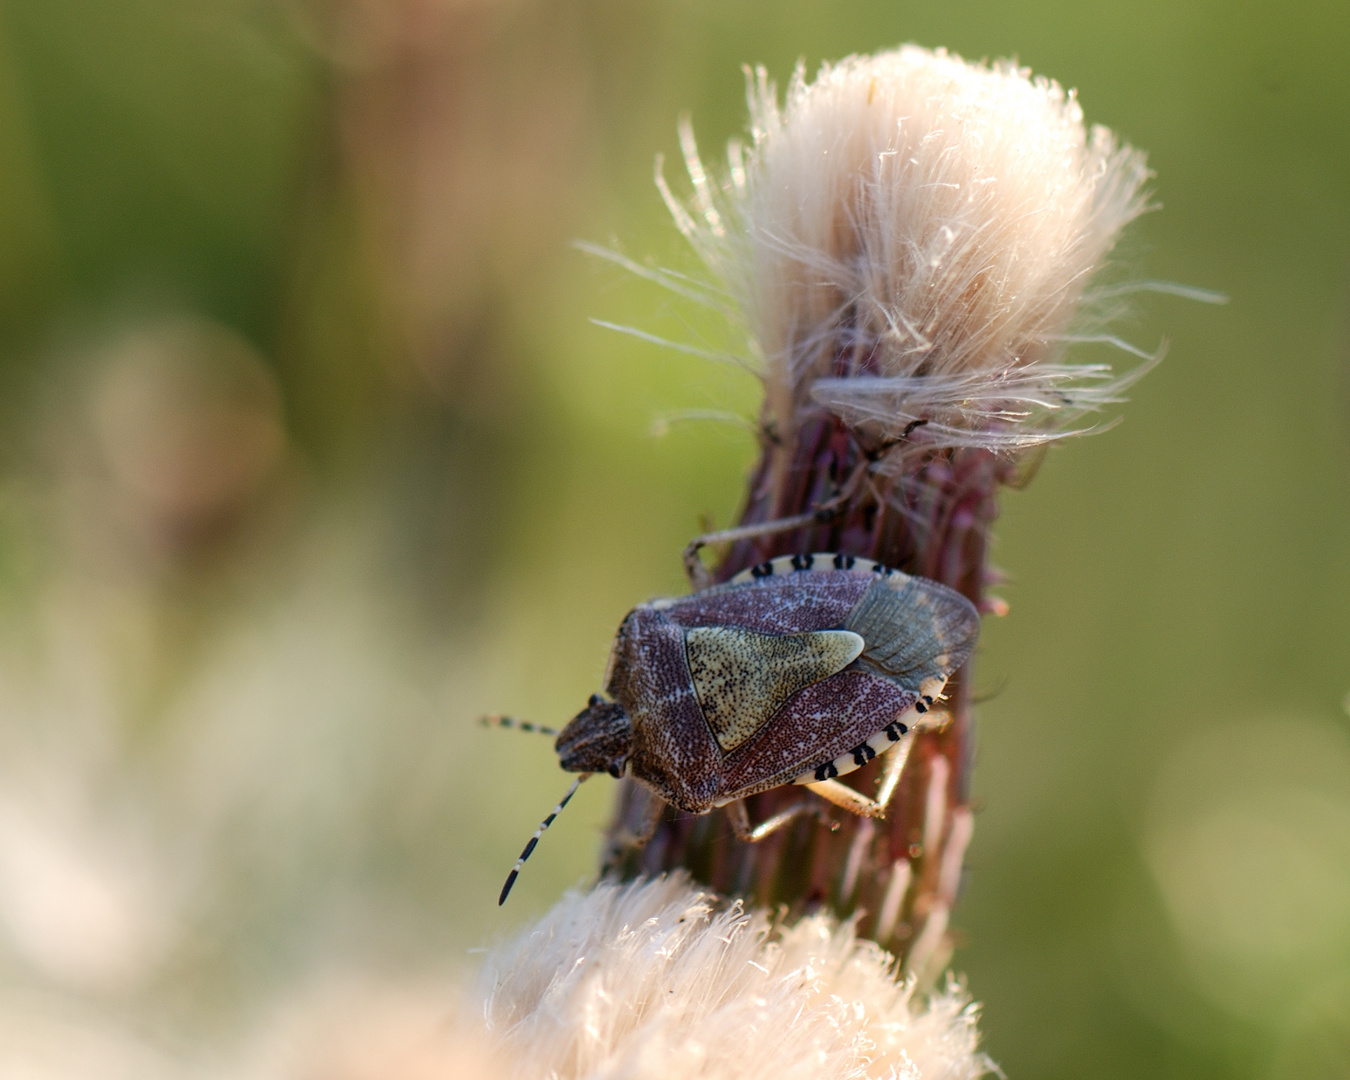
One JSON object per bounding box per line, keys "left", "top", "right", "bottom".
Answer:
{"left": 719, "top": 671, "right": 917, "bottom": 800}
{"left": 685, "top": 627, "right": 864, "bottom": 753}
{"left": 657, "top": 571, "right": 874, "bottom": 634}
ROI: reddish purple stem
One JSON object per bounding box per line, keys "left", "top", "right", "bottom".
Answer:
{"left": 605, "top": 406, "right": 1012, "bottom": 967}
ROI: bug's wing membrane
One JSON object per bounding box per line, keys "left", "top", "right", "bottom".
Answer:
{"left": 844, "top": 577, "right": 980, "bottom": 690}
{"left": 686, "top": 627, "right": 863, "bottom": 753}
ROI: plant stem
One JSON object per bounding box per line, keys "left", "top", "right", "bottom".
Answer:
{"left": 606, "top": 407, "right": 1014, "bottom": 973}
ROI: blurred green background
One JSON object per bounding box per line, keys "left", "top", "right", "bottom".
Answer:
{"left": 0, "top": 0, "right": 1345, "bottom": 1077}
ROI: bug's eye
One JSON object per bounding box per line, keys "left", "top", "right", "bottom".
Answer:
{"left": 608, "top": 763, "right": 624, "bottom": 779}
{"left": 589, "top": 693, "right": 604, "bottom": 707}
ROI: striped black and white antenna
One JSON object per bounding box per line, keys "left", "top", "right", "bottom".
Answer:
{"left": 498, "top": 772, "right": 591, "bottom": 905}
{"left": 481, "top": 714, "right": 561, "bottom": 738}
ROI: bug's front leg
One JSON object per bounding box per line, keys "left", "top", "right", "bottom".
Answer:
{"left": 726, "top": 797, "right": 835, "bottom": 842}
{"left": 682, "top": 514, "right": 818, "bottom": 590}
{"left": 600, "top": 784, "right": 666, "bottom": 871}
{"left": 680, "top": 459, "right": 874, "bottom": 589}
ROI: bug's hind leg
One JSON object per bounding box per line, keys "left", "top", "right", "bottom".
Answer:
{"left": 804, "top": 779, "right": 889, "bottom": 818}
{"left": 805, "top": 724, "right": 919, "bottom": 819}
{"left": 726, "top": 797, "right": 834, "bottom": 842}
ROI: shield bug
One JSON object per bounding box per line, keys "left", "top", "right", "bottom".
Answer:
{"left": 490, "top": 552, "right": 979, "bottom": 903}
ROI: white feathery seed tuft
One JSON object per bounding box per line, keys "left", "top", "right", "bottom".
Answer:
{"left": 474, "top": 874, "right": 997, "bottom": 1080}
{"left": 647, "top": 45, "right": 1154, "bottom": 454}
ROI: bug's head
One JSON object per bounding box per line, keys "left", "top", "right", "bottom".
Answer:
{"left": 555, "top": 694, "right": 632, "bottom": 778}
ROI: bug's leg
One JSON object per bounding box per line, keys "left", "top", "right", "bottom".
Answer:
{"left": 871, "top": 725, "right": 919, "bottom": 812}
{"left": 804, "top": 778, "right": 889, "bottom": 818}
{"left": 600, "top": 784, "right": 665, "bottom": 871}
{"left": 480, "top": 715, "right": 561, "bottom": 737}
{"left": 804, "top": 724, "right": 924, "bottom": 819}
{"left": 681, "top": 459, "right": 876, "bottom": 588}
{"left": 726, "top": 798, "right": 833, "bottom": 842}
{"left": 683, "top": 513, "right": 819, "bottom": 589}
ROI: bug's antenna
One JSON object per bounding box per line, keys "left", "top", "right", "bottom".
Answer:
{"left": 481, "top": 715, "right": 562, "bottom": 738}
{"left": 498, "top": 773, "right": 592, "bottom": 905}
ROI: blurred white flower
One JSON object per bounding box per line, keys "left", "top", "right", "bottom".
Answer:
{"left": 0, "top": 991, "right": 177, "bottom": 1080}
{"left": 0, "top": 794, "right": 172, "bottom": 994}
{"left": 475, "top": 874, "right": 996, "bottom": 1080}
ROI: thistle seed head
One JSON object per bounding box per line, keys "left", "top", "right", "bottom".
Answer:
{"left": 477, "top": 874, "right": 996, "bottom": 1080}
{"left": 663, "top": 45, "right": 1152, "bottom": 456}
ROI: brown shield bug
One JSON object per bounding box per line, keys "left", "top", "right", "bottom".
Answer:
{"left": 487, "top": 552, "right": 979, "bottom": 903}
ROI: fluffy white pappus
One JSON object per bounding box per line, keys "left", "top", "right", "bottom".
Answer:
{"left": 475, "top": 875, "right": 997, "bottom": 1080}
{"left": 659, "top": 45, "right": 1153, "bottom": 453}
